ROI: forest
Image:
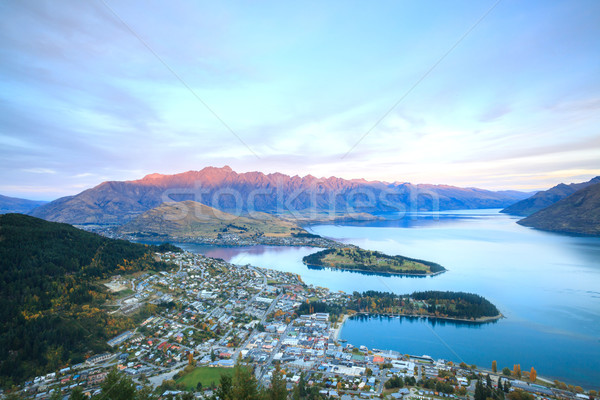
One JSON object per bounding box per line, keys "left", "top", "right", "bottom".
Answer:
{"left": 293, "top": 290, "right": 500, "bottom": 321}
{"left": 348, "top": 290, "right": 500, "bottom": 320}
{"left": 0, "top": 214, "right": 179, "bottom": 388}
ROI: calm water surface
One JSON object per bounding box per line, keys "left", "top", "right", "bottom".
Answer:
{"left": 175, "top": 210, "right": 600, "bottom": 388}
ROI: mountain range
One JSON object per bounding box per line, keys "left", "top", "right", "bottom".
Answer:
{"left": 501, "top": 176, "right": 600, "bottom": 216}
{"left": 29, "top": 166, "right": 529, "bottom": 226}
{"left": 0, "top": 194, "right": 46, "bottom": 214}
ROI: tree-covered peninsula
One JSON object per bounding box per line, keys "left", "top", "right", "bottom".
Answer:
{"left": 302, "top": 247, "right": 445, "bottom": 276}
{"left": 298, "top": 290, "right": 501, "bottom": 322}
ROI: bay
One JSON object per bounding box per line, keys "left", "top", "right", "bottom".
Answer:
{"left": 174, "top": 209, "right": 600, "bottom": 388}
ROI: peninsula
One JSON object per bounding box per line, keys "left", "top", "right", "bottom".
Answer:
{"left": 302, "top": 247, "right": 446, "bottom": 276}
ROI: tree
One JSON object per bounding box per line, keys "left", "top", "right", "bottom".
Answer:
{"left": 512, "top": 364, "right": 521, "bottom": 379}
{"left": 215, "top": 374, "right": 233, "bottom": 400}
{"left": 48, "top": 390, "right": 62, "bottom": 400}
{"left": 101, "top": 369, "right": 136, "bottom": 400}
{"left": 502, "top": 367, "right": 511, "bottom": 376}
{"left": 529, "top": 367, "right": 536, "bottom": 382}
{"left": 492, "top": 360, "right": 497, "bottom": 373}
{"left": 136, "top": 385, "right": 157, "bottom": 400}
{"left": 266, "top": 363, "right": 288, "bottom": 400}
{"left": 232, "top": 360, "right": 262, "bottom": 400}
{"left": 292, "top": 372, "right": 307, "bottom": 399}
{"left": 70, "top": 387, "right": 86, "bottom": 400}
{"left": 460, "top": 362, "right": 468, "bottom": 369}
{"left": 365, "top": 367, "right": 373, "bottom": 377}
{"left": 474, "top": 380, "right": 486, "bottom": 400}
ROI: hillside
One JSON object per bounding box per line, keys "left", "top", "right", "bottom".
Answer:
{"left": 303, "top": 247, "right": 445, "bottom": 276}
{"left": 502, "top": 176, "right": 600, "bottom": 216}
{"left": 30, "top": 166, "right": 529, "bottom": 225}
{"left": 518, "top": 182, "right": 600, "bottom": 235}
{"left": 0, "top": 214, "right": 176, "bottom": 387}
{"left": 0, "top": 194, "right": 47, "bottom": 214}
{"left": 118, "top": 200, "right": 308, "bottom": 239}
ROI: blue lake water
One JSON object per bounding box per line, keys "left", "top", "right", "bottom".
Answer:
{"left": 174, "top": 210, "right": 600, "bottom": 388}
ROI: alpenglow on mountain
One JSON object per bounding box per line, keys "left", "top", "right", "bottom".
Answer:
{"left": 30, "top": 166, "right": 529, "bottom": 226}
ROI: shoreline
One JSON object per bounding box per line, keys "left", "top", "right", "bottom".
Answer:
{"left": 332, "top": 314, "right": 350, "bottom": 341}
{"left": 346, "top": 311, "right": 504, "bottom": 324}
{"left": 304, "top": 262, "right": 446, "bottom": 277}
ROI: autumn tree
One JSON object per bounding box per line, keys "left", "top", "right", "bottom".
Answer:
{"left": 492, "top": 360, "right": 497, "bottom": 373}
{"left": 513, "top": 364, "right": 521, "bottom": 379}
{"left": 529, "top": 367, "right": 536, "bottom": 382}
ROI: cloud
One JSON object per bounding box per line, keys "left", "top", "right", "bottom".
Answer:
{"left": 22, "top": 168, "right": 57, "bottom": 174}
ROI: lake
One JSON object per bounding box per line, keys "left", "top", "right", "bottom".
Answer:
{"left": 174, "top": 210, "right": 600, "bottom": 388}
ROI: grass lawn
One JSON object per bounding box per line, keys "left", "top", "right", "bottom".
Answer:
{"left": 176, "top": 366, "right": 233, "bottom": 390}
{"left": 115, "top": 288, "right": 135, "bottom": 298}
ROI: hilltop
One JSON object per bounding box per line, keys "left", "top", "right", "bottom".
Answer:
{"left": 30, "top": 166, "right": 529, "bottom": 226}
{"left": 118, "top": 200, "right": 311, "bottom": 240}
{"left": 518, "top": 182, "right": 600, "bottom": 235}
{"left": 502, "top": 176, "right": 600, "bottom": 216}
{"left": 0, "top": 194, "right": 47, "bottom": 214}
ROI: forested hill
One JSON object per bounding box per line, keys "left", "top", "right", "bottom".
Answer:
{"left": 0, "top": 214, "right": 178, "bottom": 387}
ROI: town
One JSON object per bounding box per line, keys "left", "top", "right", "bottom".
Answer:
{"left": 11, "top": 251, "right": 595, "bottom": 400}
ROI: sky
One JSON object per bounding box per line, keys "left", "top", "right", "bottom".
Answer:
{"left": 1, "top": 0, "right": 599, "bottom": 200}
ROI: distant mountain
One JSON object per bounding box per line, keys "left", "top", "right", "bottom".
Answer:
{"left": 0, "top": 194, "right": 47, "bottom": 214}
{"left": 118, "top": 200, "right": 306, "bottom": 239}
{"left": 501, "top": 176, "right": 600, "bottom": 216}
{"left": 30, "top": 166, "right": 529, "bottom": 226}
{"left": 518, "top": 182, "right": 600, "bottom": 235}
{"left": 0, "top": 213, "right": 176, "bottom": 387}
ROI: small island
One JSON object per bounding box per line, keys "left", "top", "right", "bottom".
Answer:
{"left": 303, "top": 247, "right": 446, "bottom": 276}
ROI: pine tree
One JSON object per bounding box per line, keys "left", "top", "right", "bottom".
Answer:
{"left": 215, "top": 374, "right": 233, "bottom": 400}
{"left": 100, "top": 369, "right": 136, "bottom": 400}
{"left": 266, "top": 363, "right": 288, "bottom": 400}
{"left": 232, "top": 359, "right": 262, "bottom": 400}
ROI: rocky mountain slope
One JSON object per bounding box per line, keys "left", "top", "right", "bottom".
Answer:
{"left": 502, "top": 176, "right": 600, "bottom": 216}
{"left": 518, "top": 182, "right": 600, "bottom": 235}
